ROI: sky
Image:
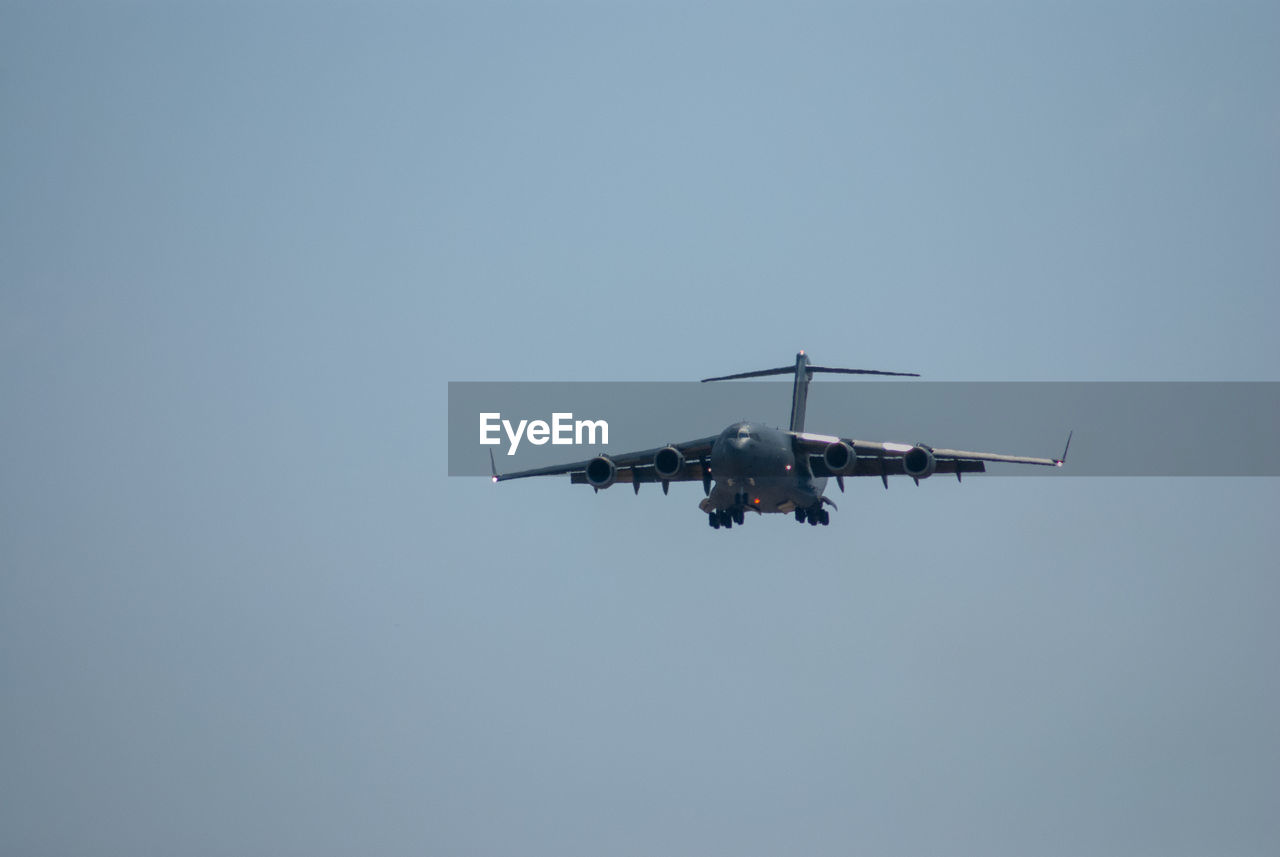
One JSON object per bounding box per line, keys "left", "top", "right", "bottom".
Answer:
{"left": 2, "top": 2, "right": 1279, "bottom": 855}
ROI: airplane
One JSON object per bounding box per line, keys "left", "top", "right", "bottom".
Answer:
{"left": 490, "top": 351, "right": 1070, "bottom": 529}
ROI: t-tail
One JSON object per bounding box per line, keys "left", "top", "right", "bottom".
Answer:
{"left": 700, "top": 351, "right": 919, "bottom": 432}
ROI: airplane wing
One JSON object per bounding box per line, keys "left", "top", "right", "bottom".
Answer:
{"left": 792, "top": 431, "right": 1068, "bottom": 484}
{"left": 490, "top": 435, "right": 720, "bottom": 490}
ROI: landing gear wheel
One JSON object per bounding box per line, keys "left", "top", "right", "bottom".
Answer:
{"left": 819, "top": 509, "right": 830, "bottom": 526}
{"left": 733, "top": 508, "right": 744, "bottom": 526}
{"left": 709, "top": 512, "right": 720, "bottom": 529}
{"left": 795, "top": 508, "right": 806, "bottom": 523}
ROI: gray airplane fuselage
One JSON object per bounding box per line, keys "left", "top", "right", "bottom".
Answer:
{"left": 706, "top": 421, "right": 827, "bottom": 515}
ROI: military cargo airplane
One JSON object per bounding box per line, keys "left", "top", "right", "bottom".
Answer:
{"left": 491, "top": 352, "right": 1069, "bottom": 529}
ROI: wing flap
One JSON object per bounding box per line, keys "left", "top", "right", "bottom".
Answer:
{"left": 570, "top": 460, "right": 709, "bottom": 485}
{"left": 494, "top": 436, "right": 717, "bottom": 483}
{"left": 791, "top": 430, "right": 1064, "bottom": 475}
{"left": 809, "top": 455, "right": 986, "bottom": 478}
{"left": 926, "top": 447, "right": 1060, "bottom": 467}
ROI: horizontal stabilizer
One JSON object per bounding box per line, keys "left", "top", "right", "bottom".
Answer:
{"left": 700, "top": 366, "right": 794, "bottom": 382}
{"left": 701, "top": 366, "right": 919, "bottom": 382}
{"left": 807, "top": 366, "right": 920, "bottom": 378}
{"left": 702, "top": 352, "right": 919, "bottom": 432}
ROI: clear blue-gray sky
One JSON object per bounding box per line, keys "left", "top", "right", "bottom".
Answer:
{"left": 3, "top": 2, "right": 1278, "bottom": 855}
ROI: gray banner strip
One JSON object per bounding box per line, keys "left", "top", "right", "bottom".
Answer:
{"left": 448, "top": 382, "right": 1280, "bottom": 477}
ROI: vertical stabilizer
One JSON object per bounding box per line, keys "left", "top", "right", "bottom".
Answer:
{"left": 789, "top": 351, "right": 812, "bottom": 432}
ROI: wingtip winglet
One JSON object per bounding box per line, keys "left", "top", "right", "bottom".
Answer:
{"left": 489, "top": 449, "right": 500, "bottom": 483}
{"left": 1055, "top": 430, "right": 1073, "bottom": 467}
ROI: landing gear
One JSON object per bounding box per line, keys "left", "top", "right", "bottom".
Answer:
{"left": 796, "top": 505, "right": 829, "bottom": 526}
{"left": 708, "top": 505, "right": 745, "bottom": 531}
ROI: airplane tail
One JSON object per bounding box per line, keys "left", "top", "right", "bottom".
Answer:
{"left": 700, "top": 352, "right": 919, "bottom": 432}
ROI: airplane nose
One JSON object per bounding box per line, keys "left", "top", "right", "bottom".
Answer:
{"left": 715, "top": 436, "right": 748, "bottom": 473}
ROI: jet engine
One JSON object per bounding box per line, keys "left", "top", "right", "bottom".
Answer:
{"left": 584, "top": 455, "right": 617, "bottom": 489}
{"left": 653, "top": 446, "right": 684, "bottom": 480}
{"left": 822, "top": 441, "right": 858, "bottom": 475}
{"left": 902, "top": 445, "right": 936, "bottom": 479}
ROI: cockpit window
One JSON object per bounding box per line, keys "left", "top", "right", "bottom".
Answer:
{"left": 736, "top": 426, "right": 751, "bottom": 441}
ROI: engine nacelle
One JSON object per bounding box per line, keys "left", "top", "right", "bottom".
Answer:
{"left": 902, "top": 445, "right": 936, "bottom": 479}
{"left": 653, "top": 446, "right": 684, "bottom": 480}
{"left": 822, "top": 441, "right": 858, "bottom": 475}
{"left": 585, "top": 455, "right": 617, "bottom": 489}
